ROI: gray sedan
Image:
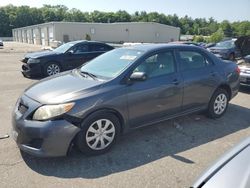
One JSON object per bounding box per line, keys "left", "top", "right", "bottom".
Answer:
{"left": 12, "top": 44, "right": 240, "bottom": 157}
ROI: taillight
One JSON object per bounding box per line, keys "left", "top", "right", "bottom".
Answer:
{"left": 236, "top": 66, "right": 240, "bottom": 74}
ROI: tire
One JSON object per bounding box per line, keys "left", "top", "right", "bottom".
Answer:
{"left": 76, "top": 111, "right": 121, "bottom": 155}
{"left": 207, "top": 88, "right": 229, "bottom": 118}
{"left": 44, "top": 62, "right": 61, "bottom": 76}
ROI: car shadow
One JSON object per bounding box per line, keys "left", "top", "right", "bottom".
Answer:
{"left": 22, "top": 103, "right": 250, "bottom": 179}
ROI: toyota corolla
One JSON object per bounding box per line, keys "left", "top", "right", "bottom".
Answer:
{"left": 12, "top": 44, "right": 240, "bottom": 157}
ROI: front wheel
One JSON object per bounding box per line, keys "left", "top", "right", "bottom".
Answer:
{"left": 76, "top": 111, "right": 121, "bottom": 155}
{"left": 207, "top": 88, "right": 229, "bottom": 118}
{"left": 44, "top": 62, "right": 61, "bottom": 76}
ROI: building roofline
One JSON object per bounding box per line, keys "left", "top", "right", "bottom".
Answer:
{"left": 12, "top": 21, "right": 180, "bottom": 30}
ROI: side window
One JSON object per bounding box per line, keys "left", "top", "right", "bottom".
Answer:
{"left": 74, "top": 44, "right": 89, "bottom": 54}
{"left": 133, "top": 51, "right": 175, "bottom": 78}
{"left": 179, "top": 51, "right": 211, "bottom": 71}
{"left": 91, "top": 44, "right": 107, "bottom": 52}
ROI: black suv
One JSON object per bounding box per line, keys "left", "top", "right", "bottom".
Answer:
{"left": 21, "top": 40, "right": 114, "bottom": 77}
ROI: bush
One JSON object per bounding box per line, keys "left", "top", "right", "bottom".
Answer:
{"left": 209, "top": 28, "right": 224, "bottom": 43}
{"left": 85, "top": 34, "right": 91, "bottom": 41}
{"left": 193, "top": 35, "right": 205, "bottom": 42}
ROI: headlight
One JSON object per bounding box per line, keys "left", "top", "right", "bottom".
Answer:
{"left": 28, "top": 58, "right": 41, "bottom": 63}
{"left": 33, "top": 103, "right": 75, "bottom": 121}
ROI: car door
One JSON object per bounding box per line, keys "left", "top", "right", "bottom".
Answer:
{"left": 127, "top": 50, "right": 183, "bottom": 128}
{"left": 177, "top": 49, "right": 219, "bottom": 111}
{"left": 64, "top": 43, "right": 90, "bottom": 69}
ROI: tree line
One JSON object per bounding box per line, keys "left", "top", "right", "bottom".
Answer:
{"left": 0, "top": 4, "right": 250, "bottom": 42}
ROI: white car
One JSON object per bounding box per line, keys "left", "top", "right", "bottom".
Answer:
{"left": 192, "top": 137, "right": 250, "bottom": 188}
{"left": 0, "top": 39, "right": 3, "bottom": 48}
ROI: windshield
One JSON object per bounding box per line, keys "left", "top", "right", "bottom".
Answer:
{"left": 53, "top": 43, "right": 74, "bottom": 53}
{"left": 215, "top": 41, "right": 235, "bottom": 49}
{"left": 80, "top": 48, "right": 144, "bottom": 79}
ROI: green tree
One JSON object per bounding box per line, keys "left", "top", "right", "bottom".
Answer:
{"left": 221, "top": 20, "right": 233, "bottom": 37}
{"left": 209, "top": 28, "right": 224, "bottom": 43}
{"left": 1, "top": 4, "right": 250, "bottom": 38}
{"left": 0, "top": 9, "right": 10, "bottom": 36}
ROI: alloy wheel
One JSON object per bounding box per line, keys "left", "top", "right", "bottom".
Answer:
{"left": 47, "top": 64, "right": 60, "bottom": 76}
{"left": 213, "top": 93, "right": 227, "bottom": 115}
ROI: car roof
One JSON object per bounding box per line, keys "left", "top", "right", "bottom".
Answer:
{"left": 124, "top": 43, "right": 203, "bottom": 52}
{"left": 67, "top": 40, "right": 109, "bottom": 45}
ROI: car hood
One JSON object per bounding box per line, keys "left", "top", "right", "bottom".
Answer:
{"left": 235, "top": 36, "right": 250, "bottom": 56}
{"left": 192, "top": 137, "right": 250, "bottom": 188}
{"left": 25, "top": 50, "right": 60, "bottom": 59}
{"left": 24, "top": 70, "right": 104, "bottom": 104}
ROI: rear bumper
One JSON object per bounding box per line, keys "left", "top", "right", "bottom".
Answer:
{"left": 240, "top": 73, "right": 250, "bottom": 85}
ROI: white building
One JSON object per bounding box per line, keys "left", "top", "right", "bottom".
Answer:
{"left": 12, "top": 22, "right": 180, "bottom": 46}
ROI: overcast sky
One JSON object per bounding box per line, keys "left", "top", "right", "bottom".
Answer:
{"left": 0, "top": 0, "right": 249, "bottom": 22}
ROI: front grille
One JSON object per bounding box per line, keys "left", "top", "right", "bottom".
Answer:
{"left": 18, "top": 103, "right": 28, "bottom": 114}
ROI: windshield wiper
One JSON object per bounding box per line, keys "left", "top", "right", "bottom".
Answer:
{"left": 80, "top": 71, "right": 97, "bottom": 80}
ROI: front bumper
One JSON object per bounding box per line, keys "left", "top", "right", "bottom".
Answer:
{"left": 21, "top": 62, "right": 43, "bottom": 77}
{"left": 12, "top": 95, "right": 80, "bottom": 157}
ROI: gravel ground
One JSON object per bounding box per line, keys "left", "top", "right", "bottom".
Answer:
{"left": 0, "top": 43, "right": 249, "bottom": 188}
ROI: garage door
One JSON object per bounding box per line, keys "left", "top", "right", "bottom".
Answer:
{"left": 41, "top": 32, "right": 45, "bottom": 46}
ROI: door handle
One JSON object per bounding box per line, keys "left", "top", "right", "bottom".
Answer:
{"left": 172, "top": 79, "right": 180, "bottom": 85}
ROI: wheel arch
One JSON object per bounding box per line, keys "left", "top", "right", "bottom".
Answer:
{"left": 216, "top": 84, "right": 232, "bottom": 100}
{"left": 80, "top": 108, "right": 126, "bottom": 134}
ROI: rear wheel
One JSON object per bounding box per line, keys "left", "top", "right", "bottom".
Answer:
{"left": 76, "top": 111, "right": 121, "bottom": 155}
{"left": 44, "top": 62, "right": 61, "bottom": 76}
{"left": 207, "top": 88, "right": 229, "bottom": 118}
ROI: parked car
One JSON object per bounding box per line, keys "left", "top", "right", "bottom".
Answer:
{"left": 208, "top": 40, "right": 241, "bottom": 60}
{"left": 238, "top": 55, "right": 250, "bottom": 86}
{"left": 21, "top": 40, "right": 114, "bottom": 77}
{"left": 12, "top": 44, "right": 240, "bottom": 157}
{"left": 0, "top": 39, "right": 3, "bottom": 48}
{"left": 205, "top": 43, "right": 216, "bottom": 49}
{"left": 192, "top": 136, "right": 250, "bottom": 188}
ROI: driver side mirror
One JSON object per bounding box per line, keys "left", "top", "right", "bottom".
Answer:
{"left": 66, "top": 50, "right": 74, "bottom": 55}
{"left": 129, "top": 72, "right": 147, "bottom": 82}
